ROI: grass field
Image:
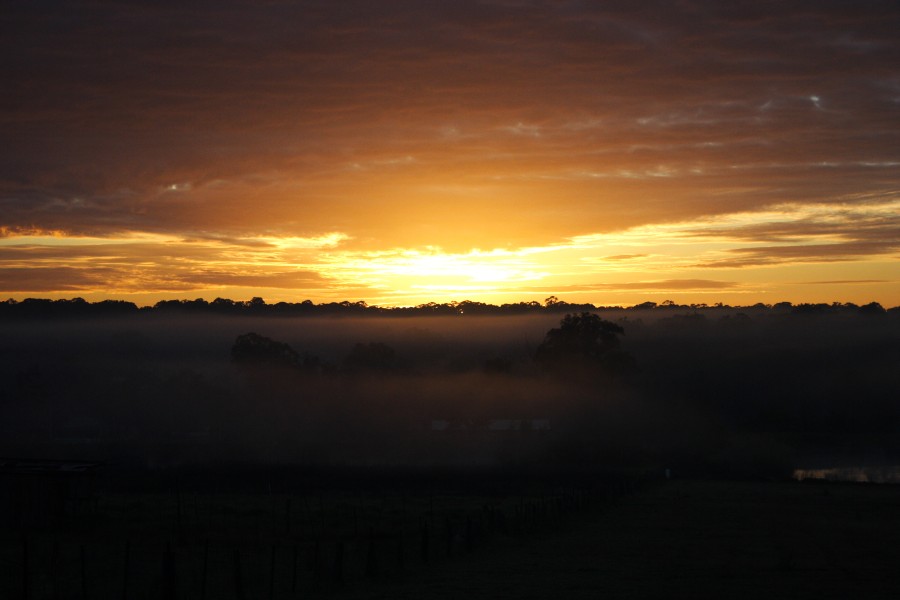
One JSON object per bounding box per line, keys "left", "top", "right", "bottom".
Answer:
{"left": 5, "top": 469, "right": 900, "bottom": 599}
{"left": 331, "top": 478, "right": 900, "bottom": 600}
{"left": 0, "top": 466, "right": 638, "bottom": 599}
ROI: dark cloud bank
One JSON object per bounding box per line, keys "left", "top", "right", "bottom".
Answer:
{"left": 2, "top": 302, "right": 898, "bottom": 479}
{"left": 2, "top": 0, "right": 899, "bottom": 245}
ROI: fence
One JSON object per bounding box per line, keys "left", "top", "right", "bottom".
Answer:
{"left": 1, "top": 471, "right": 654, "bottom": 599}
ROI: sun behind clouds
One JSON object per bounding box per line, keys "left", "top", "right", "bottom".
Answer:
{"left": 0, "top": 2, "right": 898, "bottom": 306}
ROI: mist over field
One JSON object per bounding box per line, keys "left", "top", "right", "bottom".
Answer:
{"left": 2, "top": 306, "right": 898, "bottom": 478}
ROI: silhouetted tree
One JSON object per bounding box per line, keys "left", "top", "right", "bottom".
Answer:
{"left": 231, "top": 332, "right": 299, "bottom": 368}
{"left": 632, "top": 301, "right": 657, "bottom": 310}
{"left": 210, "top": 297, "right": 238, "bottom": 314}
{"left": 535, "top": 312, "right": 632, "bottom": 376}
{"left": 858, "top": 302, "right": 886, "bottom": 316}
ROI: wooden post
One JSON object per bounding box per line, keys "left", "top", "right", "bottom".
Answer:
{"left": 80, "top": 545, "right": 87, "bottom": 600}
{"left": 291, "top": 544, "right": 299, "bottom": 594}
{"left": 420, "top": 519, "right": 429, "bottom": 564}
{"left": 121, "top": 540, "right": 130, "bottom": 600}
{"left": 268, "top": 481, "right": 275, "bottom": 536}
{"left": 50, "top": 539, "right": 60, "bottom": 600}
{"left": 200, "top": 539, "right": 209, "bottom": 600}
{"left": 285, "top": 497, "right": 292, "bottom": 536}
{"left": 174, "top": 481, "right": 183, "bottom": 542}
{"left": 333, "top": 540, "right": 344, "bottom": 584}
{"left": 232, "top": 549, "right": 246, "bottom": 600}
{"left": 365, "top": 531, "right": 378, "bottom": 579}
{"left": 313, "top": 538, "right": 322, "bottom": 587}
{"left": 445, "top": 517, "right": 452, "bottom": 558}
{"left": 162, "top": 542, "right": 176, "bottom": 600}
{"left": 21, "top": 535, "right": 29, "bottom": 600}
{"left": 303, "top": 496, "right": 312, "bottom": 535}
{"left": 396, "top": 527, "right": 405, "bottom": 571}
{"left": 268, "top": 544, "right": 276, "bottom": 600}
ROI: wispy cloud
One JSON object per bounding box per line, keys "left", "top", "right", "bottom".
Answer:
{"left": 535, "top": 280, "right": 739, "bottom": 292}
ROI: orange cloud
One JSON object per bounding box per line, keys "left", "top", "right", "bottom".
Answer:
{"left": 1, "top": 2, "right": 898, "bottom": 305}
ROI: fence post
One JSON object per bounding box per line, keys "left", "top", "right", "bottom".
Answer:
{"left": 50, "top": 539, "right": 60, "bottom": 600}
{"left": 174, "top": 481, "right": 184, "bottom": 543}
{"left": 80, "top": 545, "right": 87, "bottom": 600}
{"left": 285, "top": 497, "right": 292, "bottom": 536}
{"left": 162, "top": 541, "right": 176, "bottom": 600}
{"left": 121, "top": 540, "right": 130, "bottom": 600}
{"left": 291, "top": 543, "right": 299, "bottom": 594}
{"left": 232, "top": 549, "right": 246, "bottom": 600}
{"left": 313, "top": 538, "right": 323, "bottom": 587}
{"left": 200, "top": 539, "right": 209, "bottom": 600}
{"left": 365, "top": 530, "right": 378, "bottom": 579}
{"left": 22, "top": 535, "right": 29, "bottom": 600}
{"left": 269, "top": 544, "right": 276, "bottom": 600}
{"left": 333, "top": 540, "right": 344, "bottom": 584}
{"left": 445, "top": 517, "right": 453, "bottom": 558}
{"left": 421, "top": 519, "right": 429, "bottom": 564}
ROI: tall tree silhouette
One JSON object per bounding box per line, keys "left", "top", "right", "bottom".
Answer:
{"left": 231, "top": 332, "right": 299, "bottom": 368}
{"left": 535, "top": 312, "right": 631, "bottom": 376}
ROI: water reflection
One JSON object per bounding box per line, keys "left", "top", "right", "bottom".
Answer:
{"left": 793, "top": 466, "right": 900, "bottom": 483}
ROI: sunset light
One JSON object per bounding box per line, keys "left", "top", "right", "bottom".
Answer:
{"left": 3, "top": 5, "right": 900, "bottom": 595}
{"left": 1, "top": 2, "right": 898, "bottom": 307}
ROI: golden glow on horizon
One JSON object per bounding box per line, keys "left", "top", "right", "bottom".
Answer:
{"left": 1, "top": 199, "right": 896, "bottom": 307}
{"left": 320, "top": 247, "right": 551, "bottom": 288}
{"left": 3, "top": 3, "right": 899, "bottom": 309}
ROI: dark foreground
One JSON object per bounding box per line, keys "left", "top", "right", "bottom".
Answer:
{"left": 3, "top": 470, "right": 900, "bottom": 599}
{"left": 333, "top": 478, "right": 900, "bottom": 600}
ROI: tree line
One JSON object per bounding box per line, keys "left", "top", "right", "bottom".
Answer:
{"left": 0, "top": 295, "right": 893, "bottom": 319}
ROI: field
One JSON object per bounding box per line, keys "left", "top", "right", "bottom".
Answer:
{"left": 0, "top": 465, "right": 643, "bottom": 599}
{"left": 334, "top": 477, "right": 900, "bottom": 600}
{"left": 2, "top": 308, "right": 898, "bottom": 597}
{"left": 4, "top": 468, "right": 900, "bottom": 599}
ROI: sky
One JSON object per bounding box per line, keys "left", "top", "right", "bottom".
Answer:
{"left": 2, "top": 0, "right": 899, "bottom": 307}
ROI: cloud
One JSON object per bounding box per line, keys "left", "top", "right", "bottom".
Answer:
{"left": 533, "top": 280, "right": 739, "bottom": 292}
{"left": 0, "top": 232, "right": 338, "bottom": 294}
{"left": 698, "top": 243, "right": 899, "bottom": 269}
{"left": 1, "top": 195, "right": 896, "bottom": 304}
{"left": 173, "top": 270, "right": 327, "bottom": 289}
{"left": 682, "top": 200, "right": 900, "bottom": 267}
{"left": 0, "top": 263, "right": 330, "bottom": 295}
{"left": 0, "top": 267, "right": 111, "bottom": 292}
{"left": 3, "top": 2, "right": 898, "bottom": 246}
{"left": 1, "top": 1, "right": 898, "bottom": 304}
{"left": 604, "top": 254, "right": 648, "bottom": 261}
{"left": 799, "top": 280, "right": 889, "bottom": 285}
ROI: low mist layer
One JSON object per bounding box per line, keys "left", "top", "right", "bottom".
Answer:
{"left": 2, "top": 304, "right": 898, "bottom": 478}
